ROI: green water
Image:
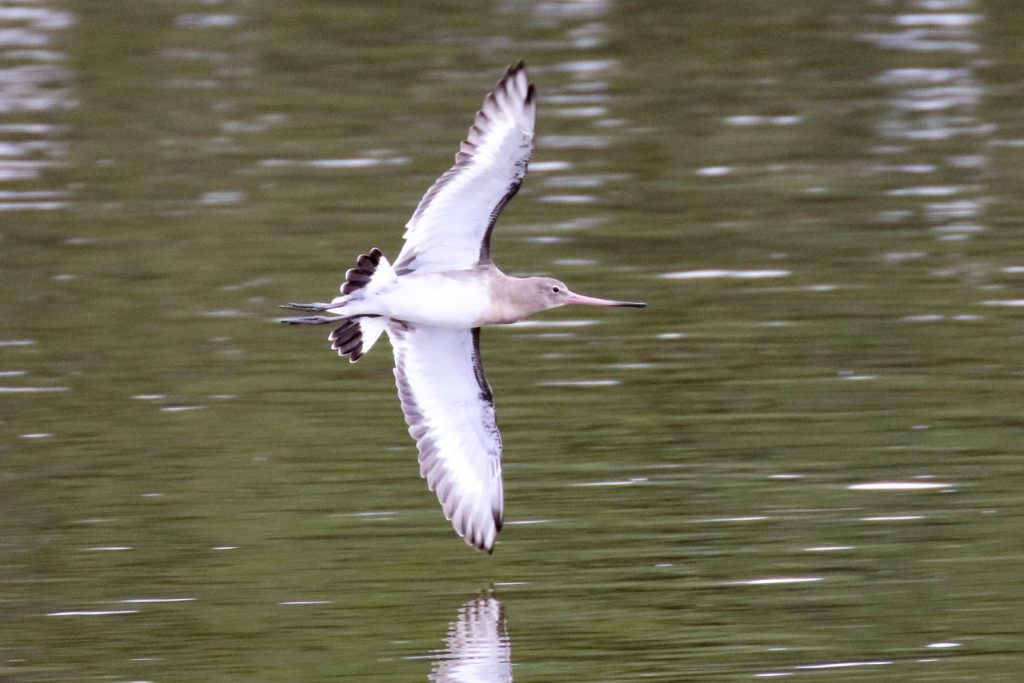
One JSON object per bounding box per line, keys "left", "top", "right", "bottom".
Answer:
{"left": 3, "top": 0, "right": 1023, "bottom": 680}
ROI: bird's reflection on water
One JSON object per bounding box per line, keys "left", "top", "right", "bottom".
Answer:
{"left": 428, "top": 592, "right": 512, "bottom": 683}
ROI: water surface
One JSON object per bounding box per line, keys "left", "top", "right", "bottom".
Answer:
{"left": 3, "top": 0, "right": 1024, "bottom": 680}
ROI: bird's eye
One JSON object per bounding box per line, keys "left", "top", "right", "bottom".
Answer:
{"left": 552, "top": 286, "right": 561, "bottom": 293}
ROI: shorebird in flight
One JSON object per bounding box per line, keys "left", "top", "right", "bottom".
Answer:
{"left": 282, "top": 63, "right": 644, "bottom": 552}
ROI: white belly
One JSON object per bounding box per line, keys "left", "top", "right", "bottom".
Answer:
{"left": 359, "top": 272, "right": 491, "bottom": 328}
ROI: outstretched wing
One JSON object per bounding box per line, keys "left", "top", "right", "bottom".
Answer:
{"left": 394, "top": 63, "right": 536, "bottom": 275}
{"left": 388, "top": 323, "right": 504, "bottom": 552}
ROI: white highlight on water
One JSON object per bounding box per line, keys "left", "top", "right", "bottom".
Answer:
{"left": 332, "top": 511, "right": 396, "bottom": 518}
{"left": 572, "top": 477, "right": 648, "bottom": 487}
{"left": 729, "top": 577, "right": 823, "bottom": 586}
{"left": 660, "top": 269, "right": 790, "bottom": 279}
{"left": 795, "top": 660, "right": 893, "bottom": 670}
{"left": 538, "top": 194, "right": 596, "bottom": 204}
{"left": 538, "top": 135, "right": 608, "bottom": 149}
{"left": 48, "top": 609, "right": 139, "bottom": 617}
{"left": 894, "top": 14, "right": 980, "bottom": 27}
{"left": 848, "top": 481, "right": 953, "bottom": 491}
{"left": 888, "top": 185, "right": 961, "bottom": 196}
{"left": 701, "top": 516, "right": 768, "bottom": 523}
{"left": 0, "top": 386, "right": 69, "bottom": 393}
{"left": 726, "top": 115, "right": 803, "bottom": 126}
{"left": 529, "top": 161, "right": 573, "bottom": 172}
{"left": 199, "top": 191, "right": 244, "bottom": 205}
{"left": 981, "top": 299, "right": 1024, "bottom": 307}
{"left": 505, "top": 519, "right": 553, "bottom": 526}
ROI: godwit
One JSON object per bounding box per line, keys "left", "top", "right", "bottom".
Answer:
{"left": 282, "top": 63, "right": 644, "bottom": 552}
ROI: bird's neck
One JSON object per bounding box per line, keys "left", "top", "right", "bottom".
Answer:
{"left": 483, "top": 271, "right": 543, "bottom": 325}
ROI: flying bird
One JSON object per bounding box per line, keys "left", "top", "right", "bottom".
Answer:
{"left": 282, "top": 63, "right": 645, "bottom": 552}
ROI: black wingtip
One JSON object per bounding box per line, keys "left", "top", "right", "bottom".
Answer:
{"left": 503, "top": 61, "right": 527, "bottom": 84}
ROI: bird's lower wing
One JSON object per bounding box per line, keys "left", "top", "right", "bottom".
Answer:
{"left": 387, "top": 323, "right": 503, "bottom": 551}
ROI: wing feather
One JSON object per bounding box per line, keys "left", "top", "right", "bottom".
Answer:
{"left": 388, "top": 323, "right": 504, "bottom": 551}
{"left": 394, "top": 63, "right": 536, "bottom": 275}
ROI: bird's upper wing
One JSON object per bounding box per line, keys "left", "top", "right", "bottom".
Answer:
{"left": 394, "top": 63, "right": 536, "bottom": 275}
{"left": 387, "top": 323, "right": 503, "bottom": 551}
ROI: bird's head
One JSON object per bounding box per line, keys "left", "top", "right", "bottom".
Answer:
{"left": 527, "top": 277, "right": 647, "bottom": 312}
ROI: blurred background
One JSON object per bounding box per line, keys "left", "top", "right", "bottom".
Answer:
{"left": 3, "top": 0, "right": 1023, "bottom": 680}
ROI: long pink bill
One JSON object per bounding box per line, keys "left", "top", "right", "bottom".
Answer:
{"left": 566, "top": 290, "right": 647, "bottom": 308}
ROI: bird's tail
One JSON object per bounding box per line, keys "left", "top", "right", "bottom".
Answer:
{"left": 324, "top": 248, "right": 397, "bottom": 362}
{"left": 338, "top": 247, "right": 396, "bottom": 297}
{"left": 329, "top": 315, "right": 387, "bottom": 363}
{"left": 281, "top": 248, "right": 396, "bottom": 361}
